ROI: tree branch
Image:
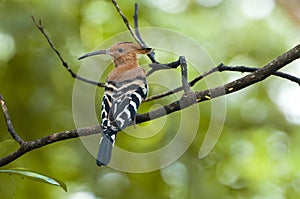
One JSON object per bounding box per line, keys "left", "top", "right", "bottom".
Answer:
{"left": 144, "top": 63, "right": 300, "bottom": 102}
{"left": 0, "top": 124, "right": 100, "bottom": 167}
{"left": 133, "top": 3, "right": 157, "bottom": 64}
{"left": 1, "top": 44, "right": 300, "bottom": 167}
{"left": 0, "top": 95, "right": 24, "bottom": 145}
{"left": 218, "top": 64, "right": 300, "bottom": 85}
{"left": 138, "top": 44, "right": 300, "bottom": 123}
{"left": 1, "top": 2, "right": 300, "bottom": 167}
{"left": 111, "top": 0, "right": 142, "bottom": 45}
{"left": 221, "top": 43, "right": 300, "bottom": 94}
{"left": 31, "top": 16, "right": 106, "bottom": 88}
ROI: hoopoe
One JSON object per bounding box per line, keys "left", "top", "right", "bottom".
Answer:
{"left": 79, "top": 42, "right": 152, "bottom": 166}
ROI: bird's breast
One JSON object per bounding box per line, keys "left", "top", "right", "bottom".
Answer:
{"left": 107, "top": 66, "right": 146, "bottom": 82}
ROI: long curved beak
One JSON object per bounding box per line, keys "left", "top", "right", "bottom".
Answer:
{"left": 78, "top": 49, "right": 108, "bottom": 60}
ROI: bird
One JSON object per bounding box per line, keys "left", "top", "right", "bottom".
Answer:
{"left": 79, "top": 42, "right": 152, "bottom": 166}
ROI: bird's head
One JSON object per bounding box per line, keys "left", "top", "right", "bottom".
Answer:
{"left": 78, "top": 42, "right": 152, "bottom": 60}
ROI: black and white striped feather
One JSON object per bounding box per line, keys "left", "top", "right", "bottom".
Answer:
{"left": 97, "top": 75, "right": 147, "bottom": 166}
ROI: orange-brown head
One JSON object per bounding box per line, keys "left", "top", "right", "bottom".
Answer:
{"left": 79, "top": 42, "right": 152, "bottom": 67}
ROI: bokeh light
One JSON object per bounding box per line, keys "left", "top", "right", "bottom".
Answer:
{"left": 0, "top": 32, "right": 15, "bottom": 64}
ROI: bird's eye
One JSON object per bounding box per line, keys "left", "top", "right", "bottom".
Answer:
{"left": 118, "top": 48, "right": 124, "bottom": 53}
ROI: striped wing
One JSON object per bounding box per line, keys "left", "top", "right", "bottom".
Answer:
{"left": 101, "top": 76, "right": 147, "bottom": 135}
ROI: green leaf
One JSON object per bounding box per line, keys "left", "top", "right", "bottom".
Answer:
{"left": 0, "top": 168, "right": 67, "bottom": 192}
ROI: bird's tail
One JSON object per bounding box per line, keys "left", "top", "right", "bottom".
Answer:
{"left": 96, "top": 133, "right": 116, "bottom": 166}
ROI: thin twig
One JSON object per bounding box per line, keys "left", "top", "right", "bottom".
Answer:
{"left": 112, "top": 0, "right": 158, "bottom": 64}
{"left": 189, "top": 64, "right": 221, "bottom": 86}
{"left": 144, "top": 64, "right": 220, "bottom": 102}
{"left": 133, "top": 3, "right": 146, "bottom": 48}
{"left": 133, "top": 3, "right": 157, "bottom": 63}
{"left": 0, "top": 95, "right": 24, "bottom": 145}
{"left": 111, "top": 0, "right": 142, "bottom": 45}
{"left": 31, "top": 16, "right": 106, "bottom": 87}
{"left": 146, "top": 59, "right": 182, "bottom": 76}
{"left": 218, "top": 64, "right": 300, "bottom": 85}
{"left": 147, "top": 64, "right": 170, "bottom": 76}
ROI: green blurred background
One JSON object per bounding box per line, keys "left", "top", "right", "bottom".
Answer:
{"left": 1, "top": 0, "right": 300, "bottom": 198}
